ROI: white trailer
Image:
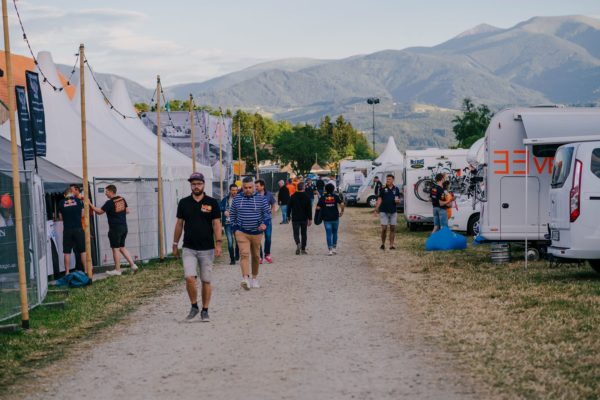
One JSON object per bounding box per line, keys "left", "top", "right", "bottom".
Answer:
{"left": 356, "top": 162, "right": 404, "bottom": 207}
{"left": 479, "top": 107, "right": 600, "bottom": 256}
{"left": 403, "top": 148, "right": 469, "bottom": 230}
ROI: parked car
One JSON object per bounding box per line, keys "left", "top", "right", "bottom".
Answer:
{"left": 342, "top": 184, "right": 361, "bottom": 206}
{"left": 549, "top": 141, "right": 600, "bottom": 274}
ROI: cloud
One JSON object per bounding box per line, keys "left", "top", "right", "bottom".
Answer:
{"left": 8, "top": 3, "right": 263, "bottom": 87}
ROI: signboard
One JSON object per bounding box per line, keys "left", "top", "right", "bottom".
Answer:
{"left": 15, "top": 85, "right": 35, "bottom": 161}
{"left": 25, "top": 71, "right": 46, "bottom": 157}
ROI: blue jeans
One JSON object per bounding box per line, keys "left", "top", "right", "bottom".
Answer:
{"left": 224, "top": 224, "right": 239, "bottom": 261}
{"left": 433, "top": 207, "right": 448, "bottom": 228}
{"left": 280, "top": 205, "right": 288, "bottom": 223}
{"left": 260, "top": 222, "right": 273, "bottom": 258}
{"left": 324, "top": 220, "right": 339, "bottom": 249}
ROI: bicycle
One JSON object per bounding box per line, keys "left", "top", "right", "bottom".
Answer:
{"left": 413, "top": 161, "right": 464, "bottom": 202}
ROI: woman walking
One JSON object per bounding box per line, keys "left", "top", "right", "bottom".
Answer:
{"left": 316, "top": 183, "right": 345, "bottom": 256}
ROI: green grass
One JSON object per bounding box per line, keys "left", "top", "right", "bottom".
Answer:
{"left": 0, "top": 259, "right": 182, "bottom": 395}
{"left": 350, "top": 207, "right": 600, "bottom": 399}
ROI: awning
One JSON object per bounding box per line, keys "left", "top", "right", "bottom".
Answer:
{"left": 520, "top": 109, "right": 600, "bottom": 145}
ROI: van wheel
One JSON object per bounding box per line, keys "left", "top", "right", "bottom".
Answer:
{"left": 467, "top": 213, "right": 480, "bottom": 236}
{"left": 589, "top": 260, "right": 600, "bottom": 274}
{"left": 367, "top": 196, "right": 377, "bottom": 208}
{"left": 526, "top": 248, "right": 540, "bottom": 261}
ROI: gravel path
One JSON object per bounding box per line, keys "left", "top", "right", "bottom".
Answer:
{"left": 23, "top": 212, "right": 476, "bottom": 400}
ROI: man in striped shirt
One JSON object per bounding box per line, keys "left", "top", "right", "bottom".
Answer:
{"left": 230, "top": 176, "right": 272, "bottom": 290}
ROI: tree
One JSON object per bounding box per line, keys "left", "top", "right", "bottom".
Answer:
{"left": 134, "top": 102, "right": 149, "bottom": 113}
{"left": 452, "top": 98, "right": 493, "bottom": 148}
{"left": 273, "top": 124, "right": 332, "bottom": 176}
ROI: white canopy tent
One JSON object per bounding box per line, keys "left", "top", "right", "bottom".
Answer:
{"left": 466, "top": 137, "right": 485, "bottom": 167}
{"left": 374, "top": 136, "right": 404, "bottom": 166}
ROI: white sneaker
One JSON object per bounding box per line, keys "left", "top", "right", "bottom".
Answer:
{"left": 328, "top": 249, "right": 333, "bottom": 256}
{"left": 251, "top": 278, "right": 260, "bottom": 288}
{"left": 106, "top": 269, "right": 122, "bottom": 276}
{"left": 240, "top": 278, "right": 250, "bottom": 291}
{"left": 131, "top": 264, "right": 139, "bottom": 274}
{"left": 332, "top": 248, "right": 337, "bottom": 255}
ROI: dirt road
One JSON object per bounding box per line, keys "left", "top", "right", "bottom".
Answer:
{"left": 22, "top": 213, "right": 476, "bottom": 400}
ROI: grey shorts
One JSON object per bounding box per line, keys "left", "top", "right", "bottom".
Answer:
{"left": 182, "top": 248, "right": 214, "bottom": 282}
{"left": 379, "top": 212, "right": 397, "bottom": 226}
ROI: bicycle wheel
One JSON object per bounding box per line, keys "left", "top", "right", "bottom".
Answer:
{"left": 414, "top": 178, "right": 433, "bottom": 202}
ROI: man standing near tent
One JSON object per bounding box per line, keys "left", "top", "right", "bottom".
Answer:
{"left": 255, "top": 179, "right": 277, "bottom": 264}
{"left": 287, "top": 182, "right": 313, "bottom": 255}
{"left": 172, "top": 172, "right": 222, "bottom": 322}
{"left": 230, "top": 177, "right": 271, "bottom": 290}
{"left": 373, "top": 176, "right": 383, "bottom": 197}
{"left": 277, "top": 180, "right": 290, "bottom": 224}
{"left": 58, "top": 187, "right": 86, "bottom": 275}
{"left": 89, "top": 184, "right": 138, "bottom": 276}
{"left": 374, "top": 174, "right": 401, "bottom": 250}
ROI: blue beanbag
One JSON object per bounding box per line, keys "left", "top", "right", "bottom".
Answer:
{"left": 425, "top": 227, "right": 468, "bottom": 251}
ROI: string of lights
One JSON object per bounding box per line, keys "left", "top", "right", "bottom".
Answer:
{"left": 84, "top": 57, "right": 138, "bottom": 119}
{"left": 12, "top": 0, "right": 78, "bottom": 92}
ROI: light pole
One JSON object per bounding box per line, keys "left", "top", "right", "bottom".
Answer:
{"left": 367, "top": 97, "right": 379, "bottom": 152}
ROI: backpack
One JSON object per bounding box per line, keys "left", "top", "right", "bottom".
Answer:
{"left": 55, "top": 270, "right": 92, "bottom": 288}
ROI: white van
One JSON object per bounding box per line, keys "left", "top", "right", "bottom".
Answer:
{"left": 548, "top": 142, "right": 600, "bottom": 273}
{"left": 449, "top": 195, "right": 482, "bottom": 235}
{"left": 479, "top": 107, "right": 600, "bottom": 257}
{"left": 356, "top": 163, "right": 404, "bottom": 208}
{"left": 403, "top": 148, "right": 469, "bottom": 230}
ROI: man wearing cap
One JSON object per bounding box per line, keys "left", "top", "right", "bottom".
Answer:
{"left": 173, "top": 172, "right": 222, "bottom": 322}
{"left": 58, "top": 187, "right": 86, "bottom": 275}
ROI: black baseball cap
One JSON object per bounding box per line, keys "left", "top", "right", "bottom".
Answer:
{"left": 188, "top": 172, "right": 205, "bottom": 182}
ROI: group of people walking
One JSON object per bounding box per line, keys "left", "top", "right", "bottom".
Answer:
{"left": 172, "top": 173, "right": 345, "bottom": 321}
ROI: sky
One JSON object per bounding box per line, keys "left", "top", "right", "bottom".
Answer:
{"left": 5, "top": 0, "right": 600, "bottom": 88}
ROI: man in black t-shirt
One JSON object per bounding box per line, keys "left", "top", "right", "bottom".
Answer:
{"left": 316, "top": 183, "right": 345, "bottom": 255}
{"left": 58, "top": 188, "right": 86, "bottom": 275}
{"left": 316, "top": 177, "right": 325, "bottom": 197}
{"left": 173, "top": 172, "right": 222, "bottom": 322}
{"left": 431, "top": 173, "right": 450, "bottom": 233}
{"left": 374, "top": 174, "right": 402, "bottom": 250}
{"left": 90, "top": 184, "right": 138, "bottom": 276}
{"left": 373, "top": 176, "right": 383, "bottom": 197}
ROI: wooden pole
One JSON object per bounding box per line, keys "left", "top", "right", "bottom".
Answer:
{"left": 156, "top": 76, "right": 165, "bottom": 260}
{"left": 218, "top": 109, "right": 223, "bottom": 197}
{"left": 237, "top": 118, "right": 242, "bottom": 178}
{"left": 189, "top": 94, "right": 196, "bottom": 173}
{"left": 252, "top": 126, "right": 259, "bottom": 180}
{"left": 79, "top": 44, "right": 92, "bottom": 279}
{"left": 2, "top": 0, "right": 29, "bottom": 329}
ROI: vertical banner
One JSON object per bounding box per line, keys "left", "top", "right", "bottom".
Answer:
{"left": 14, "top": 86, "right": 34, "bottom": 161}
{"left": 25, "top": 71, "right": 47, "bottom": 157}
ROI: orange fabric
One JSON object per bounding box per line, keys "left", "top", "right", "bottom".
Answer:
{"left": 0, "top": 51, "right": 75, "bottom": 108}
{"left": 287, "top": 184, "right": 296, "bottom": 196}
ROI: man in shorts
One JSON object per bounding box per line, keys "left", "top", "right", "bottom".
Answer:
{"left": 374, "top": 174, "right": 401, "bottom": 250}
{"left": 173, "top": 172, "right": 222, "bottom": 322}
{"left": 90, "top": 184, "right": 138, "bottom": 276}
{"left": 57, "top": 187, "right": 86, "bottom": 274}
{"left": 430, "top": 173, "right": 450, "bottom": 233}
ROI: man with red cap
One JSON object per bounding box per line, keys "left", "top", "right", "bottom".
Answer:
{"left": 172, "top": 172, "right": 222, "bottom": 322}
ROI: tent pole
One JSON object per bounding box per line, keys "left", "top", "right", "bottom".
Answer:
{"left": 2, "top": 0, "right": 30, "bottom": 329}
{"left": 252, "top": 126, "right": 259, "bottom": 180}
{"left": 79, "top": 44, "right": 92, "bottom": 278}
{"left": 189, "top": 94, "right": 196, "bottom": 173}
{"left": 156, "top": 76, "right": 165, "bottom": 260}
{"left": 219, "top": 109, "right": 224, "bottom": 198}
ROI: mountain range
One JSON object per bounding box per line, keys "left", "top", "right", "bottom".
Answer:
{"left": 61, "top": 15, "right": 600, "bottom": 151}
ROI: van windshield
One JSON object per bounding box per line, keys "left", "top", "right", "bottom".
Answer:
{"left": 551, "top": 147, "right": 574, "bottom": 188}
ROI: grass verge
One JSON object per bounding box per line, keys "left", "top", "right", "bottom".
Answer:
{"left": 0, "top": 259, "right": 182, "bottom": 395}
{"left": 349, "top": 207, "right": 600, "bottom": 400}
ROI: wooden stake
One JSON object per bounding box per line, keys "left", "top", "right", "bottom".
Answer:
{"left": 79, "top": 44, "right": 92, "bottom": 279}
{"left": 237, "top": 119, "right": 242, "bottom": 178}
{"left": 2, "top": 0, "right": 29, "bottom": 329}
{"left": 218, "top": 109, "right": 223, "bottom": 198}
{"left": 189, "top": 94, "right": 196, "bottom": 173}
{"left": 156, "top": 76, "right": 165, "bottom": 260}
{"left": 252, "top": 126, "right": 259, "bottom": 180}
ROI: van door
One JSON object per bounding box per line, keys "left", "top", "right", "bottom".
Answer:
{"left": 500, "top": 176, "right": 540, "bottom": 238}
{"left": 549, "top": 145, "right": 575, "bottom": 236}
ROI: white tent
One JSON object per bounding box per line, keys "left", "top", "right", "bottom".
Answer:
{"left": 466, "top": 137, "right": 485, "bottom": 167}
{"left": 374, "top": 137, "right": 404, "bottom": 165}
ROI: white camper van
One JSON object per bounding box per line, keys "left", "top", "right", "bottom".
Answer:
{"left": 356, "top": 163, "right": 404, "bottom": 207}
{"left": 403, "top": 149, "right": 469, "bottom": 230}
{"left": 479, "top": 107, "right": 600, "bottom": 256}
{"left": 548, "top": 142, "right": 600, "bottom": 273}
